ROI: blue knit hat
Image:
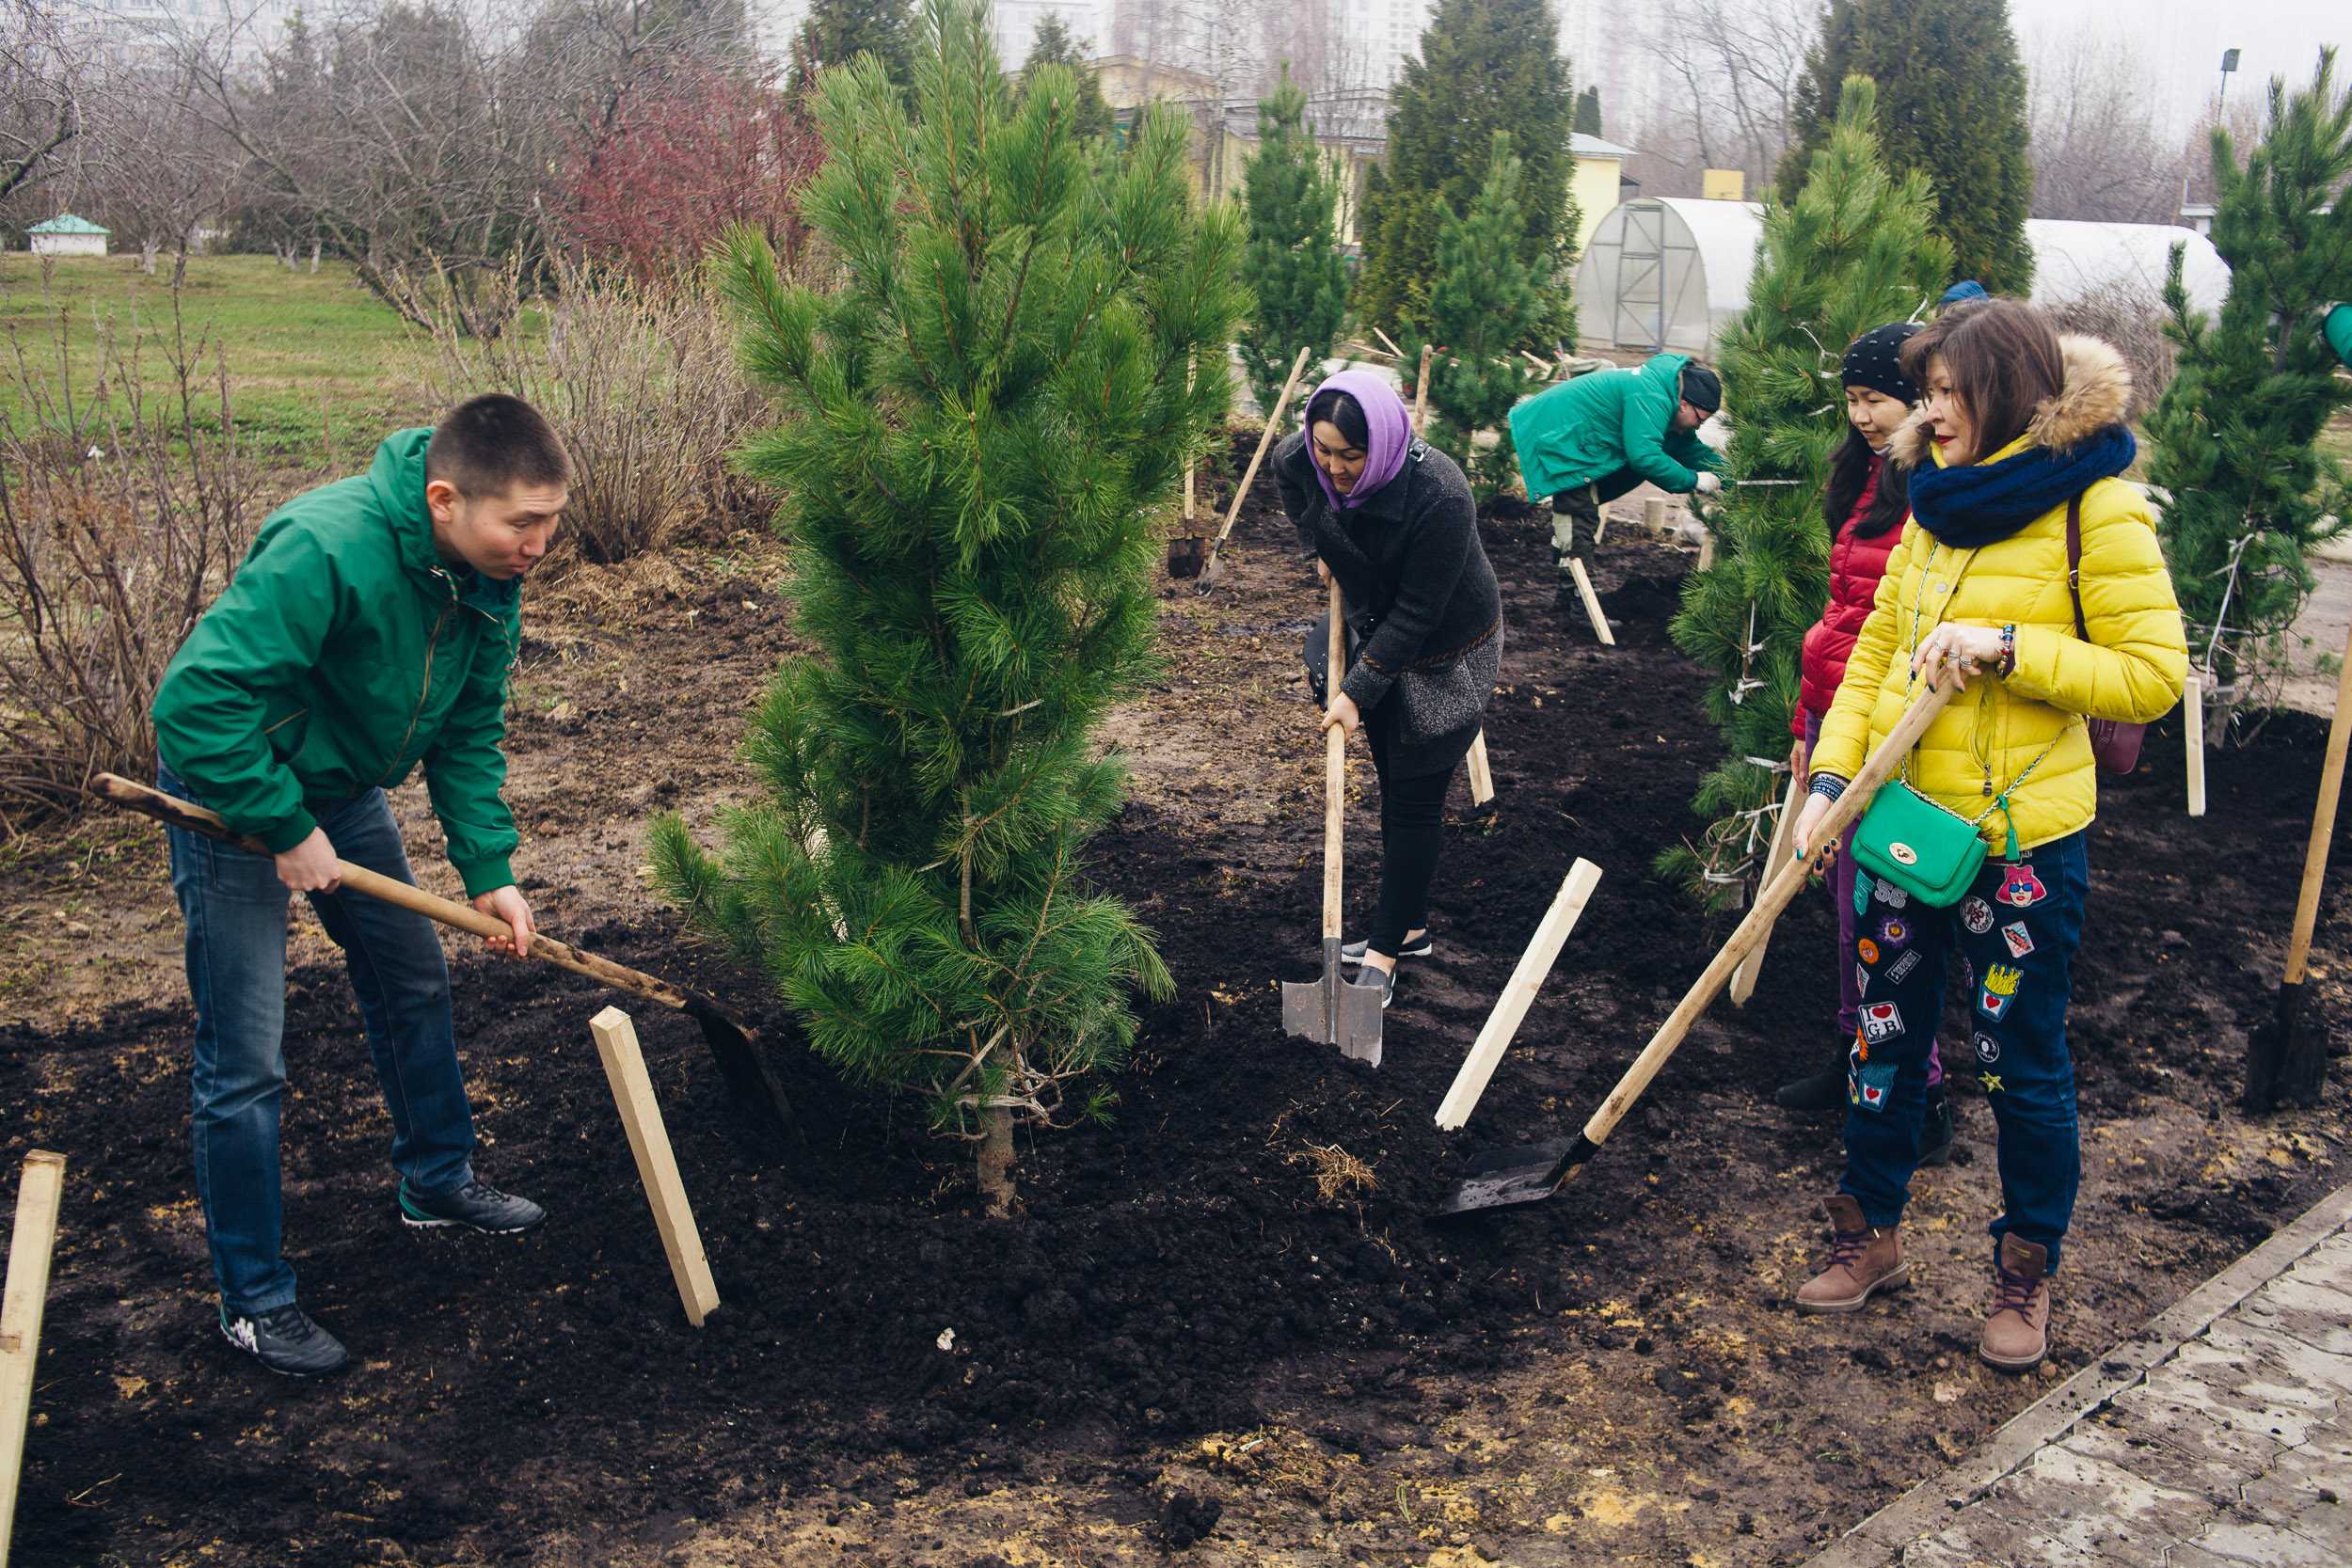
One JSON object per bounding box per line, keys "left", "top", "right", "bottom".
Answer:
{"left": 1841, "top": 322, "right": 1921, "bottom": 404}
{"left": 1941, "top": 280, "right": 1990, "bottom": 306}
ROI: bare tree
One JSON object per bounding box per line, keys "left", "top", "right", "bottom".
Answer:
{"left": 2026, "top": 26, "right": 2185, "bottom": 224}
{"left": 1641, "top": 0, "right": 1814, "bottom": 197}
{"left": 1, "top": 0, "right": 95, "bottom": 210}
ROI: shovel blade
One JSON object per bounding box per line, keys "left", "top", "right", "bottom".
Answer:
{"left": 1280, "top": 977, "right": 1328, "bottom": 1040}
{"left": 1336, "top": 974, "right": 1384, "bottom": 1068}
{"left": 1435, "top": 1135, "right": 1595, "bottom": 1217}
{"left": 1281, "top": 962, "right": 1386, "bottom": 1068}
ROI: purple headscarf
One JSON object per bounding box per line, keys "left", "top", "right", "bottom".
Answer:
{"left": 1303, "top": 370, "right": 1415, "bottom": 511}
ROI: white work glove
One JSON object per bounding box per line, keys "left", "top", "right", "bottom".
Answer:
{"left": 1692, "top": 471, "right": 1723, "bottom": 496}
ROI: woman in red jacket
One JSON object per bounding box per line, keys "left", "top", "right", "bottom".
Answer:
{"left": 1773, "top": 323, "right": 1952, "bottom": 1164}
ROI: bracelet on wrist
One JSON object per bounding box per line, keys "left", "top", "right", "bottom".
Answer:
{"left": 1997, "top": 622, "right": 2017, "bottom": 677}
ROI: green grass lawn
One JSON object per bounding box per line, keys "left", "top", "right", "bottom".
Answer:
{"left": 0, "top": 253, "right": 435, "bottom": 465}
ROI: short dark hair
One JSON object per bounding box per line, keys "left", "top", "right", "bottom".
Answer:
{"left": 1305, "top": 388, "right": 1369, "bottom": 449}
{"left": 426, "top": 394, "right": 571, "bottom": 497}
{"left": 1899, "top": 299, "right": 2065, "bottom": 457}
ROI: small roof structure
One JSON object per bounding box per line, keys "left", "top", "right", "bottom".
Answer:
{"left": 29, "top": 214, "right": 108, "bottom": 235}
{"left": 1570, "top": 133, "right": 1640, "bottom": 160}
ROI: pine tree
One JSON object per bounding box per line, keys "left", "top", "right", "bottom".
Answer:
{"left": 787, "top": 0, "right": 914, "bottom": 98}
{"left": 1354, "top": 0, "right": 1579, "bottom": 346}
{"left": 1406, "top": 134, "right": 1547, "bottom": 497}
{"left": 1776, "top": 0, "right": 2032, "bottom": 295}
{"left": 1574, "top": 85, "right": 1602, "bottom": 137}
{"left": 1665, "top": 76, "right": 1951, "bottom": 909}
{"left": 2146, "top": 50, "right": 2352, "bottom": 717}
{"left": 652, "top": 0, "right": 1246, "bottom": 1215}
{"left": 1237, "top": 67, "right": 1347, "bottom": 416}
{"left": 1016, "top": 14, "right": 1112, "bottom": 144}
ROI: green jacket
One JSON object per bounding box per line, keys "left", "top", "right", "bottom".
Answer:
{"left": 1508, "top": 351, "right": 1723, "bottom": 501}
{"left": 153, "top": 430, "right": 523, "bottom": 896}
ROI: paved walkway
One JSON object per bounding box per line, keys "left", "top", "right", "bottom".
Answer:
{"left": 1805, "top": 1181, "right": 2352, "bottom": 1568}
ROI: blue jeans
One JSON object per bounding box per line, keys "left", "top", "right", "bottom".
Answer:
{"left": 163, "top": 768, "right": 476, "bottom": 1314}
{"left": 1840, "top": 832, "right": 2089, "bottom": 1272}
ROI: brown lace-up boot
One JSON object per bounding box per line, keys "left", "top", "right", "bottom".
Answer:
{"left": 1979, "top": 1234, "right": 2052, "bottom": 1371}
{"left": 1795, "top": 1195, "right": 1908, "bottom": 1314}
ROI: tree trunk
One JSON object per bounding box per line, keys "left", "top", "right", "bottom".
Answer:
{"left": 2205, "top": 682, "right": 2237, "bottom": 748}
{"left": 977, "top": 1105, "right": 1016, "bottom": 1218}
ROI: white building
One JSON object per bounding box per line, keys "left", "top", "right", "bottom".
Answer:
{"left": 27, "top": 215, "right": 110, "bottom": 257}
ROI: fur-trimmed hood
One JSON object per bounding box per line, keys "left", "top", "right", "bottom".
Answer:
{"left": 1888, "top": 333, "right": 2134, "bottom": 468}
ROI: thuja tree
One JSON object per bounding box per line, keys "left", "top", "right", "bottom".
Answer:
{"left": 1354, "top": 0, "right": 1578, "bottom": 345}
{"left": 1237, "top": 66, "right": 1348, "bottom": 417}
{"left": 2145, "top": 49, "right": 2352, "bottom": 721}
{"left": 1665, "top": 77, "right": 1950, "bottom": 909}
{"left": 1405, "top": 133, "right": 1546, "bottom": 498}
{"left": 652, "top": 0, "right": 1246, "bottom": 1214}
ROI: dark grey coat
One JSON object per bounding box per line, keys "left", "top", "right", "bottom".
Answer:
{"left": 1273, "top": 431, "right": 1503, "bottom": 771}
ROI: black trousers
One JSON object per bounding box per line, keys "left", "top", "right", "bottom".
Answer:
{"left": 1362, "top": 698, "right": 1459, "bottom": 958}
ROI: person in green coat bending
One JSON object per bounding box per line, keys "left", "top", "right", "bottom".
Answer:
{"left": 151, "top": 394, "right": 567, "bottom": 1378}
{"left": 1508, "top": 353, "right": 1724, "bottom": 614}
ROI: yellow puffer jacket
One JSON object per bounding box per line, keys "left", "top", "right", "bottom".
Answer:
{"left": 1811, "top": 335, "right": 2188, "bottom": 852}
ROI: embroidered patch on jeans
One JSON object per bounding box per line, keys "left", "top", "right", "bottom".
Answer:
{"left": 1857, "top": 938, "right": 1881, "bottom": 965}
{"left": 1996, "top": 863, "right": 2048, "bottom": 908}
{"left": 1979, "top": 961, "right": 2023, "bottom": 1021}
{"left": 1979, "top": 1071, "right": 2006, "bottom": 1093}
{"left": 1857, "top": 962, "right": 1870, "bottom": 997}
{"left": 2001, "top": 921, "right": 2036, "bottom": 958}
{"left": 1879, "top": 915, "right": 1911, "bottom": 948}
{"left": 1859, "top": 1001, "right": 1905, "bottom": 1044}
{"left": 1853, "top": 875, "right": 1872, "bottom": 919}
{"left": 1887, "top": 950, "right": 1923, "bottom": 983}
{"left": 1962, "top": 896, "right": 1994, "bottom": 935}
{"left": 1851, "top": 1060, "right": 1898, "bottom": 1112}
{"left": 1974, "top": 1031, "right": 2001, "bottom": 1065}
{"left": 1873, "top": 879, "right": 1909, "bottom": 909}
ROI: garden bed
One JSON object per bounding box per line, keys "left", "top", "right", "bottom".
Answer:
{"left": 4, "top": 472, "right": 2349, "bottom": 1566}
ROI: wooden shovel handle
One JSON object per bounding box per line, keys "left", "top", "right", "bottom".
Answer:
{"left": 1323, "top": 578, "right": 1347, "bottom": 941}
{"left": 90, "top": 772, "right": 698, "bottom": 1017}
{"left": 1580, "top": 684, "right": 1956, "bottom": 1147}
{"left": 1206, "top": 344, "right": 1314, "bottom": 556}
{"left": 2286, "top": 614, "right": 2352, "bottom": 985}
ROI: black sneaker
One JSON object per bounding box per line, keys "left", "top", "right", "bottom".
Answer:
{"left": 398, "top": 1177, "right": 547, "bottom": 1235}
{"left": 1368, "top": 965, "right": 1398, "bottom": 1010}
{"left": 219, "top": 1303, "right": 350, "bottom": 1378}
{"left": 1775, "top": 1063, "right": 1848, "bottom": 1111}
{"left": 1342, "top": 932, "right": 1433, "bottom": 967}
{"left": 1917, "top": 1090, "right": 1957, "bottom": 1167}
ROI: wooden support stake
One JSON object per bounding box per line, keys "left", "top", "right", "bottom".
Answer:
{"left": 1437, "top": 862, "right": 1603, "bottom": 1130}
{"left": 1695, "top": 531, "right": 1715, "bottom": 573}
{"left": 590, "top": 1009, "right": 720, "bottom": 1327}
{"left": 1374, "top": 326, "right": 1404, "bottom": 359}
{"left": 1, "top": 1150, "right": 66, "bottom": 1568}
{"left": 1411, "top": 344, "right": 1434, "bottom": 434}
{"left": 2256, "top": 615, "right": 2352, "bottom": 1110}
{"left": 1568, "top": 558, "right": 1614, "bottom": 645}
{"left": 1594, "top": 512, "right": 1609, "bottom": 546}
{"left": 1467, "top": 732, "right": 1494, "bottom": 806}
{"left": 1729, "top": 773, "right": 1806, "bottom": 1006}
{"left": 2185, "top": 672, "right": 2207, "bottom": 817}
{"left": 1198, "top": 344, "right": 1313, "bottom": 585}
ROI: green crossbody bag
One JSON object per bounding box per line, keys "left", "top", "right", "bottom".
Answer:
{"left": 1851, "top": 777, "right": 1989, "bottom": 907}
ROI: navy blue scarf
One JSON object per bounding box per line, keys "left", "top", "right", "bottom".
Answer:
{"left": 1907, "top": 424, "right": 2137, "bottom": 547}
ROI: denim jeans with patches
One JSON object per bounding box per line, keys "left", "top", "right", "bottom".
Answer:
{"left": 1839, "top": 832, "right": 2089, "bottom": 1272}
{"left": 162, "top": 767, "right": 476, "bottom": 1315}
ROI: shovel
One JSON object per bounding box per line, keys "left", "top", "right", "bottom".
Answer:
{"left": 91, "top": 772, "right": 796, "bottom": 1137}
{"left": 1198, "top": 345, "right": 1313, "bottom": 592}
{"left": 1436, "top": 683, "right": 1954, "bottom": 1215}
{"left": 1282, "top": 578, "right": 1387, "bottom": 1067}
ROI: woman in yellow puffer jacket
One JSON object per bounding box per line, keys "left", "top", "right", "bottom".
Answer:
{"left": 1784, "top": 299, "right": 2187, "bottom": 1374}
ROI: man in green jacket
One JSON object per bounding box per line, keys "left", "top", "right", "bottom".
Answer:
{"left": 152, "top": 394, "right": 566, "bottom": 1378}
{"left": 1507, "top": 353, "right": 1724, "bottom": 612}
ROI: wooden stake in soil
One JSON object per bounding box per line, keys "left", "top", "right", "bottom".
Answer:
{"left": 2253, "top": 617, "right": 2352, "bottom": 1111}
{"left": 0, "top": 1150, "right": 66, "bottom": 1567}
{"left": 1198, "top": 344, "right": 1313, "bottom": 589}
{"left": 589, "top": 1009, "right": 720, "bottom": 1326}
{"left": 1411, "top": 343, "right": 1434, "bottom": 434}
{"left": 1567, "top": 558, "right": 1614, "bottom": 645}
{"left": 1436, "top": 860, "right": 1603, "bottom": 1130}
{"left": 2185, "top": 672, "right": 2207, "bottom": 817}
{"left": 1374, "top": 326, "right": 1404, "bottom": 359}
{"left": 1729, "top": 771, "right": 1806, "bottom": 1006}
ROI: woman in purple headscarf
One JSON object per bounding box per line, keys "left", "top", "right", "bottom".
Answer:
{"left": 1271, "top": 370, "right": 1504, "bottom": 1010}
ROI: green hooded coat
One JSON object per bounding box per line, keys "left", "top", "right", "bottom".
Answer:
{"left": 152, "top": 430, "right": 522, "bottom": 896}
{"left": 1507, "top": 351, "right": 1722, "bottom": 501}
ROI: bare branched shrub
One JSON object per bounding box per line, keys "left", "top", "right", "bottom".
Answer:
{"left": 0, "top": 268, "right": 259, "bottom": 829}
{"left": 2044, "top": 278, "right": 2175, "bottom": 419}
{"left": 1287, "top": 1143, "right": 1378, "bottom": 1205}
{"left": 426, "top": 250, "right": 771, "bottom": 569}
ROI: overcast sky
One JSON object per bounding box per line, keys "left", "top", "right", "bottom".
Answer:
{"left": 2014, "top": 0, "right": 2344, "bottom": 135}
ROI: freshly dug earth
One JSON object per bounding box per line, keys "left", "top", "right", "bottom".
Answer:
{"left": 4, "top": 463, "right": 2349, "bottom": 1568}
